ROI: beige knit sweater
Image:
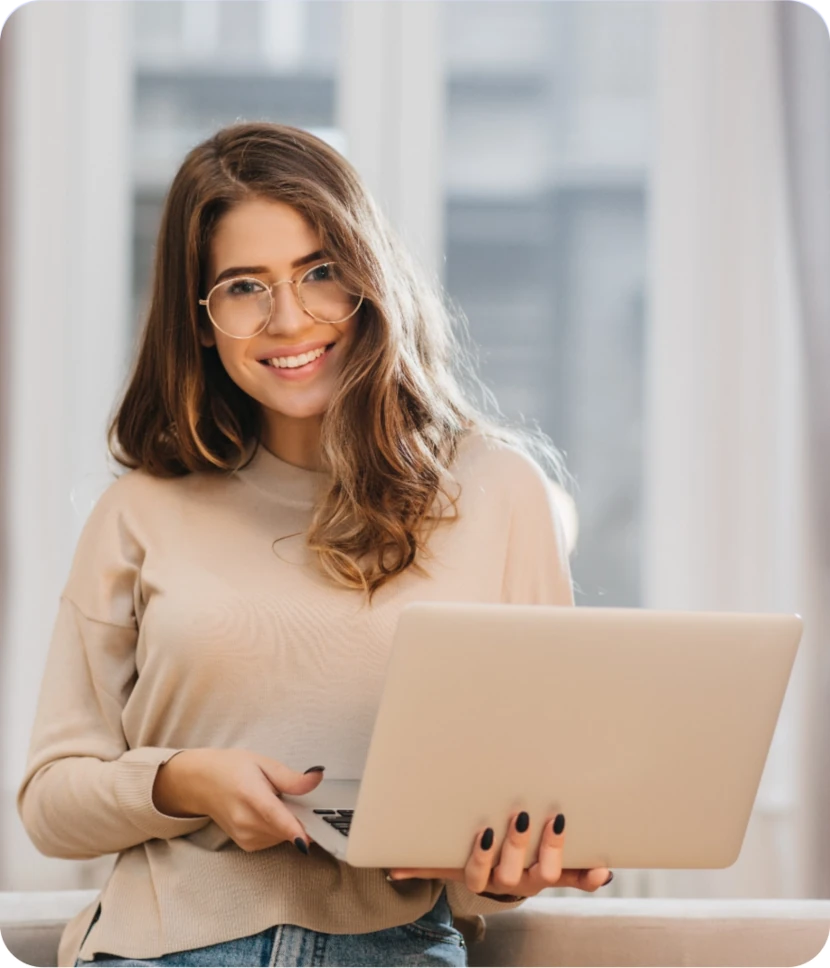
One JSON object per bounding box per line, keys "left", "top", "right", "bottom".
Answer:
{"left": 17, "top": 432, "right": 575, "bottom": 967}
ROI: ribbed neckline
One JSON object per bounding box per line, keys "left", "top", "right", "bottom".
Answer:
{"left": 233, "top": 441, "right": 331, "bottom": 507}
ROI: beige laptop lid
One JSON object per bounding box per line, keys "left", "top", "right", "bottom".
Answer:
{"left": 343, "top": 602, "right": 802, "bottom": 870}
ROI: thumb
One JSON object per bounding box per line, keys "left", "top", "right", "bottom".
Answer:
{"left": 258, "top": 758, "right": 326, "bottom": 796}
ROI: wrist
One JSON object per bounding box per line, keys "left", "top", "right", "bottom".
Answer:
{"left": 153, "top": 749, "right": 207, "bottom": 818}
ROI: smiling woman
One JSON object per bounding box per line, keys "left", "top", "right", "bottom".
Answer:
{"left": 16, "top": 122, "right": 600, "bottom": 968}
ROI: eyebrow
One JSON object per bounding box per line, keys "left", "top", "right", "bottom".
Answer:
{"left": 212, "top": 249, "right": 328, "bottom": 286}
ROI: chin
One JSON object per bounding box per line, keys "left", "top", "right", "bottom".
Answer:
{"left": 269, "top": 405, "right": 329, "bottom": 422}
{"left": 232, "top": 365, "right": 331, "bottom": 419}
{"left": 263, "top": 392, "right": 332, "bottom": 422}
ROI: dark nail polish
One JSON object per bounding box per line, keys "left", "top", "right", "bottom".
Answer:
{"left": 515, "top": 811, "right": 530, "bottom": 833}
{"left": 481, "top": 828, "right": 494, "bottom": 851}
{"left": 294, "top": 837, "right": 309, "bottom": 855}
{"left": 602, "top": 872, "right": 614, "bottom": 887}
{"left": 553, "top": 814, "right": 566, "bottom": 836}
{"left": 303, "top": 766, "right": 325, "bottom": 774}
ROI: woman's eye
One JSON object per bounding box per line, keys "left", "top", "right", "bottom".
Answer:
{"left": 227, "top": 279, "right": 263, "bottom": 296}
{"left": 305, "top": 263, "right": 333, "bottom": 284}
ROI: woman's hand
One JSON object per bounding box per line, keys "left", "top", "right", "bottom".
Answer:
{"left": 153, "top": 748, "right": 325, "bottom": 854}
{"left": 387, "top": 812, "right": 613, "bottom": 898}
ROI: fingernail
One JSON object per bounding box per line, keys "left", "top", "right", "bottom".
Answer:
{"left": 293, "top": 837, "right": 309, "bottom": 855}
{"left": 303, "top": 765, "right": 325, "bottom": 774}
{"left": 515, "top": 811, "right": 530, "bottom": 833}
{"left": 553, "top": 813, "right": 566, "bottom": 836}
{"left": 603, "top": 872, "right": 614, "bottom": 887}
{"left": 480, "top": 827, "right": 494, "bottom": 851}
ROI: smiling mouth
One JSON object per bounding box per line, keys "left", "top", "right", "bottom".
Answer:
{"left": 259, "top": 343, "right": 336, "bottom": 370}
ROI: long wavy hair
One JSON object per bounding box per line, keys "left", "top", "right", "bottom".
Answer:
{"left": 110, "top": 121, "right": 574, "bottom": 601}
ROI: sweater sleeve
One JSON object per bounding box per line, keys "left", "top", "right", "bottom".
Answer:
{"left": 448, "top": 446, "right": 576, "bottom": 920}
{"left": 17, "top": 474, "right": 211, "bottom": 860}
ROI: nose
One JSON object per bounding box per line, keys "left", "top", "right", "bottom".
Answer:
{"left": 264, "top": 280, "right": 311, "bottom": 337}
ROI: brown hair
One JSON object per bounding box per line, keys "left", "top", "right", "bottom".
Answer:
{"left": 110, "top": 122, "right": 573, "bottom": 600}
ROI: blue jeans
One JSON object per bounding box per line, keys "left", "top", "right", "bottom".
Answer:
{"left": 74, "top": 890, "right": 467, "bottom": 967}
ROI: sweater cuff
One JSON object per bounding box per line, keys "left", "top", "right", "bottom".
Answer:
{"left": 114, "top": 748, "right": 212, "bottom": 840}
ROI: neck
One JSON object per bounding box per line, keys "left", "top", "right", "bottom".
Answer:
{"left": 261, "top": 411, "right": 325, "bottom": 471}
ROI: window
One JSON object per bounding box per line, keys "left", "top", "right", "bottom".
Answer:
{"left": 131, "top": 0, "right": 345, "bottom": 325}
{"left": 441, "top": 1, "right": 656, "bottom": 607}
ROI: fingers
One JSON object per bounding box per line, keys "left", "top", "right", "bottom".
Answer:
{"left": 254, "top": 760, "right": 326, "bottom": 853}
{"left": 390, "top": 812, "right": 613, "bottom": 898}
{"left": 491, "top": 811, "right": 532, "bottom": 891}
{"left": 556, "top": 868, "right": 614, "bottom": 892}
{"left": 526, "top": 813, "right": 565, "bottom": 886}
{"left": 275, "top": 807, "right": 314, "bottom": 855}
{"left": 257, "top": 758, "right": 326, "bottom": 797}
{"left": 464, "top": 827, "right": 497, "bottom": 894}
{"left": 258, "top": 791, "right": 311, "bottom": 847}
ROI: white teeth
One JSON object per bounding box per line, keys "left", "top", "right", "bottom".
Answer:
{"left": 266, "top": 346, "right": 327, "bottom": 369}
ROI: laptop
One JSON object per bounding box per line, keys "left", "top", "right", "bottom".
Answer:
{"left": 282, "top": 601, "right": 803, "bottom": 870}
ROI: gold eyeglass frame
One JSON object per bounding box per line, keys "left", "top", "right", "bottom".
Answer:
{"left": 198, "top": 261, "right": 365, "bottom": 340}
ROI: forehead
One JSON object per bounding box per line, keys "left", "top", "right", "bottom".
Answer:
{"left": 208, "top": 198, "right": 321, "bottom": 271}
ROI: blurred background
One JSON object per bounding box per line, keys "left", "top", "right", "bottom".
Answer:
{"left": 0, "top": 0, "right": 828, "bottom": 904}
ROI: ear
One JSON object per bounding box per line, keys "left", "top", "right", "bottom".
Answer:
{"left": 198, "top": 327, "right": 216, "bottom": 349}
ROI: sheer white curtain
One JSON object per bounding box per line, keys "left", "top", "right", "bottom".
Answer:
{"left": 643, "top": 0, "right": 824, "bottom": 899}
{"left": 778, "top": 0, "right": 830, "bottom": 901}
{"left": 0, "top": 1, "right": 133, "bottom": 891}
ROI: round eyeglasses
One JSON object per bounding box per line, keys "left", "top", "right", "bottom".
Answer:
{"left": 199, "top": 262, "right": 364, "bottom": 339}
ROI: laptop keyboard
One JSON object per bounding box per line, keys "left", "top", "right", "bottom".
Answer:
{"left": 313, "top": 809, "right": 353, "bottom": 836}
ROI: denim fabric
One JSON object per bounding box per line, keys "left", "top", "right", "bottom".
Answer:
{"left": 74, "top": 890, "right": 466, "bottom": 967}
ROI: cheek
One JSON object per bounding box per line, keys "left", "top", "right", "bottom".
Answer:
{"left": 211, "top": 342, "right": 280, "bottom": 412}
{"left": 214, "top": 343, "right": 252, "bottom": 390}
{"left": 331, "top": 319, "right": 359, "bottom": 365}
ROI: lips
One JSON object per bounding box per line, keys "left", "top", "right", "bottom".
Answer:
{"left": 259, "top": 341, "right": 336, "bottom": 379}
{"left": 260, "top": 344, "right": 329, "bottom": 368}
{"left": 256, "top": 340, "right": 334, "bottom": 362}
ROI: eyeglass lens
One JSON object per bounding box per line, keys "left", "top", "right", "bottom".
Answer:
{"left": 207, "top": 263, "right": 361, "bottom": 337}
